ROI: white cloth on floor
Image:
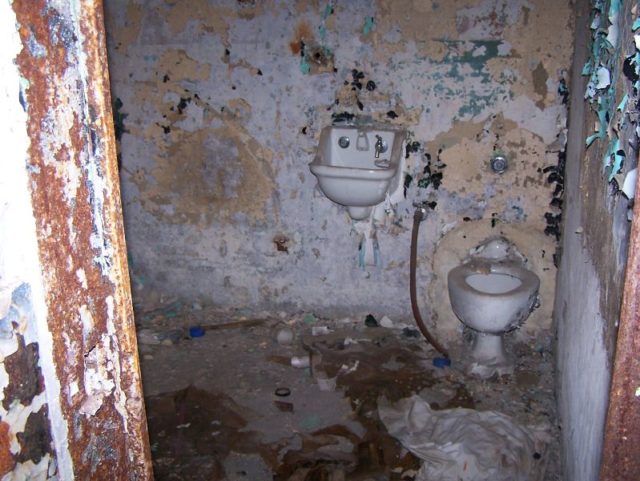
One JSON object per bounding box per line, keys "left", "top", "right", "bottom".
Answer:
{"left": 378, "top": 395, "right": 550, "bottom": 481}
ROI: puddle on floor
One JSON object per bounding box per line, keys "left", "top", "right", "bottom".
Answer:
{"left": 138, "top": 311, "right": 560, "bottom": 481}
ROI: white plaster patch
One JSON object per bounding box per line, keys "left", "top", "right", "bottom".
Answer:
{"left": 502, "top": 96, "right": 567, "bottom": 144}
{"left": 2, "top": 455, "right": 52, "bottom": 481}
{"left": 63, "top": 160, "right": 82, "bottom": 204}
{"left": 79, "top": 304, "right": 94, "bottom": 344}
{"left": 76, "top": 268, "right": 88, "bottom": 289}
{"left": 68, "top": 379, "right": 79, "bottom": 400}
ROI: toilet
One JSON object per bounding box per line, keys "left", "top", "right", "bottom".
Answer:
{"left": 447, "top": 236, "right": 540, "bottom": 377}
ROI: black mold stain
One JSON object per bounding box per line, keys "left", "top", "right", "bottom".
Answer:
{"left": 417, "top": 150, "right": 445, "bottom": 190}
{"left": 162, "top": 74, "right": 170, "bottom": 83}
{"left": 463, "top": 217, "right": 471, "bottom": 222}
{"left": 256, "top": 69, "right": 263, "bottom": 76}
{"left": 357, "top": 100, "right": 364, "bottom": 110}
{"left": 331, "top": 111, "right": 355, "bottom": 123}
{"left": 366, "top": 80, "right": 376, "bottom": 91}
{"left": 544, "top": 212, "right": 562, "bottom": 241}
{"left": 403, "top": 173, "right": 413, "bottom": 197}
{"left": 557, "top": 77, "right": 569, "bottom": 105}
{"left": 386, "top": 110, "right": 398, "bottom": 119}
{"left": 623, "top": 55, "right": 640, "bottom": 84}
{"left": 112, "top": 97, "right": 128, "bottom": 142}
{"left": 490, "top": 212, "right": 498, "bottom": 228}
{"left": 405, "top": 141, "right": 420, "bottom": 159}
{"left": 418, "top": 167, "right": 443, "bottom": 190}
{"left": 301, "top": 126, "right": 307, "bottom": 135}
{"left": 177, "top": 97, "right": 192, "bottom": 114}
{"left": 543, "top": 149, "right": 565, "bottom": 243}
{"left": 162, "top": 125, "right": 171, "bottom": 134}
{"left": 350, "top": 69, "right": 365, "bottom": 90}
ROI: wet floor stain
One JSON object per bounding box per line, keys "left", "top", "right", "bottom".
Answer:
{"left": 140, "top": 316, "right": 559, "bottom": 481}
{"left": 145, "top": 331, "right": 482, "bottom": 480}
{"left": 146, "top": 386, "right": 274, "bottom": 480}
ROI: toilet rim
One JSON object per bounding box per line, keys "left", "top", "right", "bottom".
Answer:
{"left": 448, "top": 263, "right": 540, "bottom": 298}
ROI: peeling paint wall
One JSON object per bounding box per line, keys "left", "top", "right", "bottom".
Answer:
{"left": 105, "top": 0, "right": 573, "bottom": 338}
{"left": 2, "top": 0, "right": 152, "bottom": 479}
{"left": 555, "top": 0, "right": 640, "bottom": 480}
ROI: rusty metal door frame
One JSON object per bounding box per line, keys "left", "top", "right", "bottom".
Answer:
{"left": 11, "top": 0, "right": 152, "bottom": 478}
{"left": 600, "top": 152, "right": 640, "bottom": 479}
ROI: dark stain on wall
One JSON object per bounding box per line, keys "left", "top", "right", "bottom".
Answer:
{"left": 2, "top": 336, "right": 43, "bottom": 410}
{"left": 16, "top": 407, "right": 53, "bottom": 464}
{"left": 0, "top": 284, "right": 54, "bottom": 474}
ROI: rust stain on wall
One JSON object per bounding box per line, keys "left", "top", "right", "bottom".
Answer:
{"left": 157, "top": 49, "right": 211, "bottom": 82}
{"left": 160, "top": 0, "right": 233, "bottom": 41}
{"left": 290, "top": 20, "right": 314, "bottom": 55}
{"left": 0, "top": 421, "right": 12, "bottom": 476}
{"left": 109, "top": 2, "right": 143, "bottom": 50}
{"left": 13, "top": 0, "right": 152, "bottom": 478}
{"left": 532, "top": 61, "right": 549, "bottom": 109}
{"left": 128, "top": 82, "right": 276, "bottom": 226}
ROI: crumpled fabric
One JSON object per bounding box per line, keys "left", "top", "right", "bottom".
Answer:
{"left": 378, "top": 395, "right": 550, "bottom": 481}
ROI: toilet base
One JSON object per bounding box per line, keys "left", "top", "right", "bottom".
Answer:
{"left": 468, "top": 332, "right": 513, "bottom": 378}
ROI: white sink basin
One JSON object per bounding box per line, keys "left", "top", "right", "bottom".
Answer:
{"left": 309, "top": 126, "right": 406, "bottom": 219}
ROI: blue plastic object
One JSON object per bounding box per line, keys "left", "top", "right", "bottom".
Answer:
{"left": 189, "top": 326, "right": 205, "bottom": 338}
{"left": 432, "top": 357, "right": 451, "bottom": 368}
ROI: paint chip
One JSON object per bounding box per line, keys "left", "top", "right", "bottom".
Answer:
{"left": 595, "top": 67, "right": 611, "bottom": 89}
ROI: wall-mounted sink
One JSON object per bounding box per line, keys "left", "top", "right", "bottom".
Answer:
{"left": 309, "top": 126, "right": 406, "bottom": 220}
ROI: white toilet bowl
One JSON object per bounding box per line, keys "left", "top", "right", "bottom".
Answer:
{"left": 447, "top": 237, "right": 539, "bottom": 377}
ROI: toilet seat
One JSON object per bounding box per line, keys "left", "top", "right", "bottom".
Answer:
{"left": 447, "top": 262, "right": 540, "bottom": 334}
{"left": 448, "top": 263, "right": 539, "bottom": 299}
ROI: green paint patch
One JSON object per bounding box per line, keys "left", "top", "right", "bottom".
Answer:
{"left": 363, "top": 16, "right": 374, "bottom": 35}
{"left": 441, "top": 40, "right": 503, "bottom": 73}
{"left": 321, "top": 3, "right": 334, "bottom": 20}
{"left": 457, "top": 90, "right": 503, "bottom": 118}
{"left": 300, "top": 56, "right": 311, "bottom": 74}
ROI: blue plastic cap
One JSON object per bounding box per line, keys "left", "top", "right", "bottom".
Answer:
{"left": 189, "top": 326, "right": 205, "bottom": 338}
{"left": 432, "top": 357, "right": 451, "bottom": 368}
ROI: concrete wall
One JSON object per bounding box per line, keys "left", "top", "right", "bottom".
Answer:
{"left": 555, "top": 0, "right": 639, "bottom": 480}
{"left": 105, "top": 0, "right": 574, "bottom": 337}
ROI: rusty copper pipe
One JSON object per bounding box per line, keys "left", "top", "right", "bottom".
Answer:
{"left": 410, "top": 207, "right": 449, "bottom": 358}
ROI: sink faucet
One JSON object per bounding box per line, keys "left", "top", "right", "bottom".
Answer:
{"left": 374, "top": 135, "right": 384, "bottom": 159}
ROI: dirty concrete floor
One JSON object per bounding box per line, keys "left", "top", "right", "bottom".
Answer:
{"left": 136, "top": 309, "right": 560, "bottom": 481}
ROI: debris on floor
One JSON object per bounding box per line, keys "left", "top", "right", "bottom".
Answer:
{"left": 136, "top": 308, "right": 561, "bottom": 481}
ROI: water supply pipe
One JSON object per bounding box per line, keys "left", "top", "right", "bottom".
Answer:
{"left": 410, "top": 205, "right": 450, "bottom": 358}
